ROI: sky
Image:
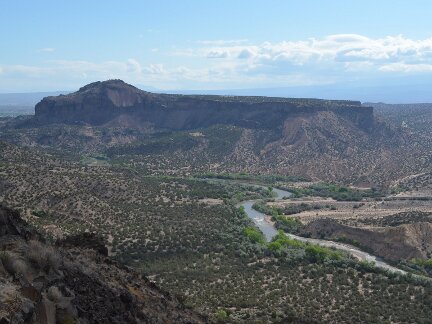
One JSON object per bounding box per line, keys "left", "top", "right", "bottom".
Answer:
{"left": 1, "top": 0, "right": 432, "bottom": 102}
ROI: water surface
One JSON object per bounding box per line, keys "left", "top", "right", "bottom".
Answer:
{"left": 240, "top": 186, "right": 407, "bottom": 274}
{"left": 239, "top": 187, "right": 291, "bottom": 241}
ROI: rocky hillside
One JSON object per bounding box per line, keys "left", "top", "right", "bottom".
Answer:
{"left": 302, "top": 218, "right": 432, "bottom": 261}
{"left": 1, "top": 80, "right": 417, "bottom": 185}
{"left": 0, "top": 205, "right": 204, "bottom": 323}
{"left": 35, "top": 80, "right": 374, "bottom": 131}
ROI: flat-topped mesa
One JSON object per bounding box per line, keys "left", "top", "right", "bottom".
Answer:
{"left": 35, "top": 79, "right": 374, "bottom": 130}
{"left": 35, "top": 80, "right": 150, "bottom": 125}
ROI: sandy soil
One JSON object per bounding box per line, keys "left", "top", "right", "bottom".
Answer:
{"left": 268, "top": 195, "right": 432, "bottom": 225}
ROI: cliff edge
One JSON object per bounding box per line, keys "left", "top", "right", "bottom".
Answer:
{"left": 35, "top": 79, "right": 374, "bottom": 131}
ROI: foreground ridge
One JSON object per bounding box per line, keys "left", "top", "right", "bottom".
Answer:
{"left": 0, "top": 205, "right": 205, "bottom": 323}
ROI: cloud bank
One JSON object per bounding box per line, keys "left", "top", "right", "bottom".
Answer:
{"left": 193, "top": 34, "right": 432, "bottom": 73}
{"left": 2, "top": 34, "right": 432, "bottom": 91}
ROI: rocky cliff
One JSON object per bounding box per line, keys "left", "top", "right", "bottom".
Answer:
{"left": 301, "top": 219, "right": 432, "bottom": 261}
{"left": 35, "top": 80, "right": 375, "bottom": 131}
{"left": 0, "top": 205, "right": 204, "bottom": 323}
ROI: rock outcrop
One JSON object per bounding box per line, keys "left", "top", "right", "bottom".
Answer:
{"left": 13, "top": 80, "right": 403, "bottom": 185}
{"left": 302, "top": 218, "right": 432, "bottom": 261}
{"left": 35, "top": 80, "right": 375, "bottom": 131}
{"left": 0, "top": 205, "right": 205, "bottom": 323}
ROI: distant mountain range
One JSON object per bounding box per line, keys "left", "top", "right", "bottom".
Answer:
{"left": 2, "top": 74, "right": 432, "bottom": 108}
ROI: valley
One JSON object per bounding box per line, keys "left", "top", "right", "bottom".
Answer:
{"left": 1, "top": 81, "right": 432, "bottom": 322}
{"left": 4, "top": 2, "right": 432, "bottom": 323}
{"left": 237, "top": 182, "right": 407, "bottom": 274}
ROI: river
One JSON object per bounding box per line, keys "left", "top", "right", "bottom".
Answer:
{"left": 239, "top": 185, "right": 407, "bottom": 274}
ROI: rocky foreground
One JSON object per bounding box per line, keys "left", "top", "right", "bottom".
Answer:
{"left": 0, "top": 205, "right": 204, "bottom": 323}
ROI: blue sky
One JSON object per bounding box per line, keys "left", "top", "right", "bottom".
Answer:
{"left": 1, "top": 0, "right": 432, "bottom": 101}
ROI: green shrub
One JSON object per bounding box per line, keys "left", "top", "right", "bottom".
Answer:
{"left": 268, "top": 241, "right": 282, "bottom": 251}
{"left": 305, "top": 245, "right": 342, "bottom": 262}
{"left": 243, "top": 226, "right": 265, "bottom": 244}
{"left": 32, "top": 210, "right": 49, "bottom": 218}
{"left": 274, "top": 215, "right": 303, "bottom": 234}
{"left": 411, "top": 258, "right": 432, "bottom": 269}
{"left": 286, "top": 183, "right": 382, "bottom": 201}
{"left": 268, "top": 230, "right": 305, "bottom": 250}
{"left": 215, "top": 309, "right": 228, "bottom": 322}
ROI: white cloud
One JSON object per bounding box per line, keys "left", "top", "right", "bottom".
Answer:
{"left": 206, "top": 50, "right": 229, "bottom": 59}
{"left": 326, "top": 34, "right": 370, "bottom": 43}
{"left": 158, "top": 34, "right": 432, "bottom": 88}
{"left": 186, "top": 34, "right": 432, "bottom": 74}
{"left": 126, "top": 59, "right": 142, "bottom": 73}
{"left": 144, "top": 64, "right": 166, "bottom": 75}
{"left": 1, "top": 64, "right": 49, "bottom": 76}
{"left": 379, "top": 63, "right": 432, "bottom": 73}
{"left": 3, "top": 34, "right": 432, "bottom": 91}
{"left": 238, "top": 49, "right": 255, "bottom": 59}
{"left": 0, "top": 59, "right": 147, "bottom": 82}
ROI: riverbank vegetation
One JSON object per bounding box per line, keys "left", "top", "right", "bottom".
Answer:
{"left": 243, "top": 228, "right": 344, "bottom": 262}
{"left": 252, "top": 200, "right": 304, "bottom": 233}
{"left": 405, "top": 258, "right": 432, "bottom": 276}
{"left": 243, "top": 226, "right": 266, "bottom": 244}
{"left": 196, "top": 172, "right": 310, "bottom": 184}
{"left": 285, "top": 183, "right": 383, "bottom": 201}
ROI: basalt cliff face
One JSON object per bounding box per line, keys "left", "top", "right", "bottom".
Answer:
{"left": 35, "top": 80, "right": 374, "bottom": 131}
